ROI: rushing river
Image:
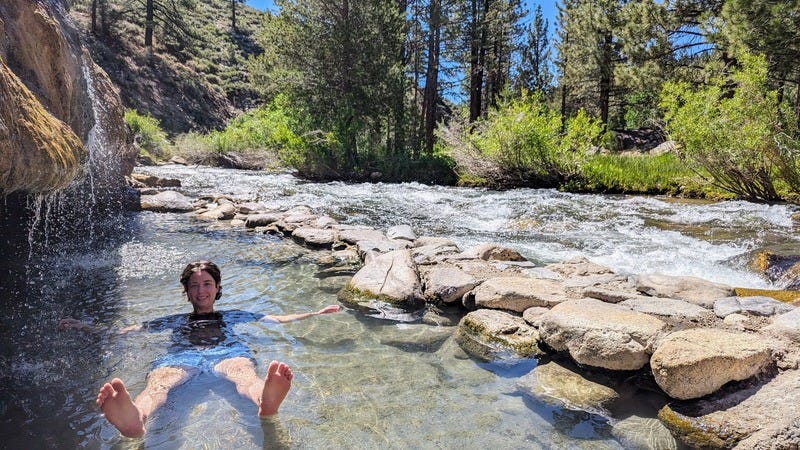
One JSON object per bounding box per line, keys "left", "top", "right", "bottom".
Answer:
{"left": 2, "top": 165, "right": 798, "bottom": 449}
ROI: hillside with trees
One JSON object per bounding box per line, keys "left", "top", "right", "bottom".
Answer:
{"left": 69, "top": 0, "right": 800, "bottom": 202}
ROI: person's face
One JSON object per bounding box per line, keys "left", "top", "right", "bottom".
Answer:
{"left": 186, "top": 269, "right": 219, "bottom": 313}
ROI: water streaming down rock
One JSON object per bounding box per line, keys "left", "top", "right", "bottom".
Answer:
{"left": 0, "top": 0, "right": 136, "bottom": 261}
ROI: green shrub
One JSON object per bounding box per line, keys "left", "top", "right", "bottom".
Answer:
{"left": 557, "top": 109, "right": 607, "bottom": 180}
{"left": 124, "top": 109, "right": 172, "bottom": 160}
{"left": 443, "top": 93, "right": 605, "bottom": 187}
{"left": 200, "top": 94, "right": 304, "bottom": 156}
{"left": 472, "top": 92, "right": 562, "bottom": 183}
{"left": 660, "top": 52, "right": 799, "bottom": 202}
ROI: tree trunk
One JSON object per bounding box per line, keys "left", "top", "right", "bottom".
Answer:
{"left": 560, "top": 29, "right": 568, "bottom": 132}
{"left": 469, "top": 0, "right": 489, "bottom": 123}
{"left": 422, "top": 0, "right": 441, "bottom": 153}
{"left": 90, "top": 0, "right": 97, "bottom": 34}
{"left": 393, "top": 0, "right": 408, "bottom": 156}
{"left": 145, "top": 0, "right": 154, "bottom": 50}
{"left": 231, "top": 0, "right": 237, "bottom": 33}
{"left": 598, "top": 30, "right": 612, "bottom": 126}
{"left": 795, "top": 72, "right": 800, "bottom": 129}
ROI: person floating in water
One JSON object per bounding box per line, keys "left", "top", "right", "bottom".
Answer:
{"left": 60, "top": 260, "right": 341, "bottom": 438}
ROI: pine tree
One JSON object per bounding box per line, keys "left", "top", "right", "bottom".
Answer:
{"left": 515, "top": 4, "right": 553, "bottom": 95}
{"left": 255, "top": 0, "right": 405, "bottom": 172}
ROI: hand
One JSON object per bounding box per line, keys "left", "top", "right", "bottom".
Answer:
{"left": 317, "top": 304, "right": 341, "bottom": 315}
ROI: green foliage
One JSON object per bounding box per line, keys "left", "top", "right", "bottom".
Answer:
{"left": 124, "top": 109, "right": 172, "bottom": 160}
{"left": 660, "top": 52, "right": 799, "bottom": 202}
{"left": 197, "top": 94, "right": 303, "bottom": 155}
{"left": 472, "top": 93, "right": 562, "bottom": 181}
{"left": 558, "top": 109, "right": 608, "bottom": 178}
{"left": 253, "top": 0, "right": 405, "bottom": 174}
{"left": 444, "top": 93, "right": 605, "bottom": 187}
{"left": 578, "top": 152, "right": 696, "bottom": 194}
{"left": 623, "top": 90, "right": 660, "bottom": 129}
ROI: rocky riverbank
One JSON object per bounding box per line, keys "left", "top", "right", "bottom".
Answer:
{"left": 135, "top": 180, "right": 800, "bottom": 449}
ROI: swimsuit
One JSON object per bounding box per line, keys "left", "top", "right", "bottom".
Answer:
{"left": 143, "top": 310, "right": 264, "bottom": 371}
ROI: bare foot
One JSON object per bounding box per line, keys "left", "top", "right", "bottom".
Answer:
{"left": 96, "top": 378, "right": 146, "bottom": 438}
{"left": 258, "top": 361, "right": 293, "bottom": 416}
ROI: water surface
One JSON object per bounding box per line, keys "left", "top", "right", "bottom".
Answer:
{"left": 3, "top": 166, "right": 798, "bottom": 449}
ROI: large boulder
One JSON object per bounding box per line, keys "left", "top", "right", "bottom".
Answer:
{"left": 714, "top": 296, "right": 795, "bottom": 318}
{"left": 338, "top": 249, "right": 422, "bottom": 309}
{"left": 292, "top": 227, "right": 337, "bottom": 249}
{"left": 140, "top": 191, "right": 194, "bottom": 212}
{"left": 618, "top": 296, "right": 714, "bottom": 325}
{"left": 420, "top": 265, "right": 479, "bottom": 304}
{"left": 0, "top": 60, "right": 83, "bottom": 192}
{"left": 544, "top": 257, "right": 615, "bottom": 277}
{"left": 0, "top": 0, "right": 133, "bottom": 195}
{"left": 538, "top": 298, "right": 668, "bottom": 371}
{"left": 468, "top": 276, "right": 569, "bottom": 312}
{"left": 764, "top": 308, "right": 800, "bottom": 342}
{"left": 455, "top": 309, "right": 541, "bottom": 361}
{"left": 197, "top": 202, "right": 236, "bottom": 220}
{"left": 650, "top": 328, "right": 773, "bottom": 400}
{"left": 458, "top": 243, "right": 527, "bottom": 262}
{"left": 658, "top": 369, "right": 800, "bottom": 448}
{"left": 751, "top": 248, "right": 800, "bottom": 290}
{"left": 635, "top": 274, "right": 734, "bottom": 308}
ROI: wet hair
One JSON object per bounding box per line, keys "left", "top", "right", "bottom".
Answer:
{"left": 180, "top": 260, "right": 222, "bottom": 300}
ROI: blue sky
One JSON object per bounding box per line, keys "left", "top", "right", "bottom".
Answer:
{"left": 244, "top": 1, "right": 559, "bottom": 29}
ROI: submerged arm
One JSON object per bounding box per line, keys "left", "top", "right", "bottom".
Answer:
{"left": 261, "top": 304, "right": 341, "bottom": 324}
{"left": 58, "top": 317, "right": 141, "bottom": 334}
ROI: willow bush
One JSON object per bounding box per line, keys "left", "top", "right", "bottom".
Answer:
{"left": 661, "top": 53, "right": 800, "bottom": 202}
{"left": 442, "top": 93, "right": 605, "bottom": 188}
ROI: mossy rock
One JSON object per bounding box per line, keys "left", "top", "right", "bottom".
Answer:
{"left": 455, "top": 309, "right": 542, "bottom": 361}
{"left": 734, "top": 287, "right": 800, "bottom": 304}
{"left": 657, "top": 405, "right": 743, "bottom": 449}
{"left": 337, "top": 284, "right": 424, "bottom": 311}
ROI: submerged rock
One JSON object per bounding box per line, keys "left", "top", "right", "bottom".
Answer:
{"left": 611, "top": 415, "right": 678, "bottom": 450}
{"left": 455, "top": 309, "right": 541, "bottom": 361}
{"left": 516, "top": 361, "right": 619, "bottom": 417}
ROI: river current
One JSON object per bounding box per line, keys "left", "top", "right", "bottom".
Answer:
{"left": 2, "top": 165, "right": 798, "bottom": 449}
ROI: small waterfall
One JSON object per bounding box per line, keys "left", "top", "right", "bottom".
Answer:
{"left": 18, "top": 21, "right": 131, "bottom": 257}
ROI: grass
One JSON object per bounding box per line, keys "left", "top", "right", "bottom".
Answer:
{"left": 577, "top": 152, "right": 715, "bottom": 196}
